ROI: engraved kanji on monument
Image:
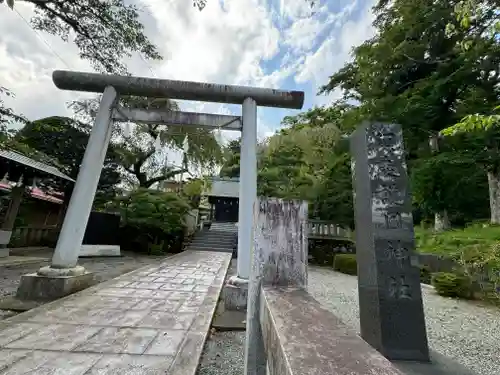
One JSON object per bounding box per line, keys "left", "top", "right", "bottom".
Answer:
{"left": 350, "top": 122, "right": 430, "bottom": 362}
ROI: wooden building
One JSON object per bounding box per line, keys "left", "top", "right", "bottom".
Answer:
{"left": 205, "top": 177, "right": 239, "bottom": 223}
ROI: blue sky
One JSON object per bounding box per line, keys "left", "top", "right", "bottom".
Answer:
{"left": 0, "top": 0, "right": 376, "bottom": 142}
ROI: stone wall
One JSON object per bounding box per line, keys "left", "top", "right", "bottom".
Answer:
{"left": 260, "top": 287, "right": 404, "bottom": 375}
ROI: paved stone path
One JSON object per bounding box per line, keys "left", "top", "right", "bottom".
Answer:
{"left": 0, "top": 250, "right": 231, "bottom": 374}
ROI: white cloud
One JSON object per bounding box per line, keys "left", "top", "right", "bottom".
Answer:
{"left": 0, "top": 0, "right": 377, "bottom": 136}
{"left": 295, "top": 0, "right": 376, "bottom": 106}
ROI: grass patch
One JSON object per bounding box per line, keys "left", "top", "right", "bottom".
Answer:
{"left": 415, "top": 223, "right": 500, "bottom": 256}
{"left": 415, "top": 224, "right": 500, "bottom": 305}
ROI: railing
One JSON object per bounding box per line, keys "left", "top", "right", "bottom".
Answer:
{"left": 307, "top": 220, "right": 352, "bottom": 239}
{"left": 9, "top": 226, "right": 59, "bottom": 248}
{"left": 246, "top": 199, "right": 402, "bottom": 375}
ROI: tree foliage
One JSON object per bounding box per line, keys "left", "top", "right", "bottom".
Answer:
{"left": 112, "top": 188, "right": 190, "bottom": 234}
{"left": 1, "top": 0, "right": 164, "bottom": 130}
{"left": 322, "top": 0, "right": 500, "bottom": 157}
{"left": 410, "top": 153, "right": 489, "bottom": 224}
{"left": 258, "top": 105, "right": 354, "bottom": 227}
{"left": 0, "top": 87, "right": 25, "bottom": 132}
{"left": 219, "top": 104, "right": 355, "bottom": 228}
{"left": 3, "top": 0, "right": 161, "bottom": 74}
{"left": 219, "top": 139, "right": 241, "bottom": 179}
{"left": 15, "top": 116, "right": 122, "bottom": 206}
{"left": 317, "top": 0, "right": 499, "bottom": 227}
{"left": 71, "top": 96, "right": 223, "bottom": 189}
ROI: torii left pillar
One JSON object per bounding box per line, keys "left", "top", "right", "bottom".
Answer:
{"left": 16, "top": 86, "right": 117, "bottom": 300}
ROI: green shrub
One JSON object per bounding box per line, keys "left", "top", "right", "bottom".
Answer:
{"left": 109, "top": 188, "right": 191, "bottom": 253}
{"left": 334, "top": 254, "right": 357, "bottom": 275}
{"left": 148, "top": 242, "right": 167, "bottom": 256}
{"left": 419, "top": 265, "right": 431, "bottom": 284}
{"left": 431, "top": 272, "right": 473, "bottom": 298}
{"left": 456, "top": 242, "right": 500, "bottom": 304}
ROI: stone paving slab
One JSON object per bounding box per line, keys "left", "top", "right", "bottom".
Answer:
{"left": 0, "top": 250, "right": 231, "bottom": 374}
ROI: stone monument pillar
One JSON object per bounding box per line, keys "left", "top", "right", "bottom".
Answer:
{"left": 350, "top": 122, "right": 429, "bottom": 362}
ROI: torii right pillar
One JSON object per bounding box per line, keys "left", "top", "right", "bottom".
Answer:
{"left": 224, "top": 97, "right": 257, "bottom": 311}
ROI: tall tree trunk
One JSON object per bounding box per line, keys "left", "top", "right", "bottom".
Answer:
{"left": 487, "top": 171, "right": 500, "bottom": 224}
{"left": 429, "top": 134, "right": 450, "bottom": 231}
{"left": 434, "top": 211, "right": 450, "bottom": 232}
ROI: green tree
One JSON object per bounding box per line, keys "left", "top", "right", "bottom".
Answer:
{"left": 1, "top": 87, "right": 25, "bottom": 135}
{"left": 71, "top": 96, "right": 222, "bottom": 189}
{"left": 1, "top": 0, "right": 166, "bottom": 128}
{"left": 219, "top": 139, "right": 241, "bottom": 178}
{"left": 110, "top": 188, "right": 191, "bottom": 253}
{"left": 181, "top": 177, "right": 212, "bottom": 208}
{"left": 410, "top": 152, "right": 490, "bottom": 226}
{"left": 15, "top": 116, "right": 122, "bottom": 209}
{"left": 441, "top": 110, "right": 500, "bottom": 223}
{"left": 258, "top": 105, "right": 355, "bottom": 227}
{"left": 2, "top": 0, "right": 160, "bottom": 74}
{"left": 321, "top": 0, "right": 500, "bottom": 230}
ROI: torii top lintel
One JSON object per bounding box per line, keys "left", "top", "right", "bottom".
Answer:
{"left": 52, "top": 70, "right": 305, "bottom": 110}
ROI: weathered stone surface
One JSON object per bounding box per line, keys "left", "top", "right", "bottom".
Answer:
{"left": 145, "top": 329, "right": 185, "bottom": 356}
{"left": 168, "top": 332, "right": 206, "bottom": 375}
{"left": 261, "top": 287, "right": 404, "bottom": 375}
{"left": 16, "top": 272, "right": 95, "bottom": 301}
{"left": 350, "top": 122, "right": 429, "bottom": 361}
{"left": 80, "top": 244, "right": 121, "bottom": 257}
{"left": 38, "top": 264, "right": 87, "bottom": 276}
{"left": 0, "top": 247, "right": 9, "bottom": 258}
{"left": 223, "top": 279, "right": 249, "bottom": 311}
{"left": 0, "top": 350, "right": 101, "bottom": 374}
{"left": 86, "top": 354, "right": 174, "bottom": 374}
{"left": 0, "top": 250, "right": 231, "bottom": 374}
{"left": 246, "top": 198, "right": 308, "bottom": 375}
{"left": 6, "top": 323, "right": 101, "bottom": 351}
{"left": 74, "top": 327, "right": 159, "bottom": 354}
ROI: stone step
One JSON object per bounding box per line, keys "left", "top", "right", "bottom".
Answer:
{"left": 206, "top": 231, "right": 237, "bottom": 237}
{"left": 192, "top": 235, "right": 235, "bottom": 241}
{"left": 195, "top": 232, "right": 236, "bottom": 237}
{"left": 198, "top": 230, "right": 236, "bottom": 236}
{"left": 192, "top": 236, "right": 236, "bottom": 242}
{"left": 188, "top": 243, "right": 234, "bottom": 250}
{"left": 194, "top": 233, "right": 234, "bottom": 239}
{"left": 190, "top": 242, "right": 235, "bottom": 248}
{"left": 187, "top": 247, "right": 234, "bottom": 253}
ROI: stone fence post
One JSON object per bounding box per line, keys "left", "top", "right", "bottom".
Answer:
{"left": 244, "top": 198, "right": 308, "bottom": 375}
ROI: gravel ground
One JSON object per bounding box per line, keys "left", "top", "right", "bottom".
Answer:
{"left": 197, "top": 331, "right": 246, "bottom": 375}
{"left": 0, "top": 249, "right": 165, "bottom": 320}
{"left": 197, "top": 259, "right": 245, "bottom": 375}
{"left": 308, "top": 266, "right": 500, "bottom": 375}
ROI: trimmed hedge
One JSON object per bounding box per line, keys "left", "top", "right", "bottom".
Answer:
{"left": 334, "top": 254, "right": 357, "bottom": 275}
{"left": 431, "top": 272, "right": 473, "bottom": 299}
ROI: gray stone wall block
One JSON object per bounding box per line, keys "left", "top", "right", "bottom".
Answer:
{"left": 260, "top": 287, "right": 405, "bottom": 375}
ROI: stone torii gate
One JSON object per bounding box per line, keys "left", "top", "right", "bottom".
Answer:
{"left": 16, "top": 70, "right": 304, "bottom": 301}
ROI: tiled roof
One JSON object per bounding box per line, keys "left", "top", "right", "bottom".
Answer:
{"left": 0, "top": 149, "right": 74, "bottom": 182}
